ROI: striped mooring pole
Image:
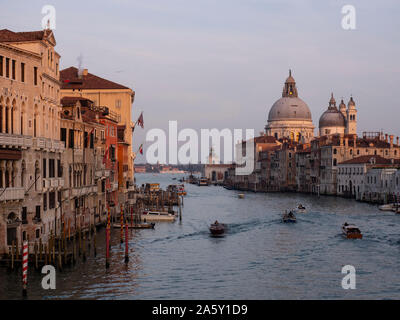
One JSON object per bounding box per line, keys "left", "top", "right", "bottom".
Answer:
{"left": 120, "top": 207, "right": 124, "bottom": 244}
{"left": 106, "top": 208, "right": 111, "bottom": 269}
{"left": 22, "top": 241, "right": 28, "bottom": 297}
{"left": 125, "top": 222, "right": 129, "bottom": 263}
{"left": 130, "top": 206, "right": 133, "bottom": 228}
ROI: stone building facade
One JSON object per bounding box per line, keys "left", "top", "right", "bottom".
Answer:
{"left": 0, "top": 28, "right": 64, "bottom": 253}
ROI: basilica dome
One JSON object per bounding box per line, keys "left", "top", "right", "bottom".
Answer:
{"left": 319, "top": 108, "right": 346, "bottom": 128}
{"left": 265, "top": 70, "right": 314, "bottom": 143}
{"left": 268, "top": 97, "right": 312, "bottom": 121}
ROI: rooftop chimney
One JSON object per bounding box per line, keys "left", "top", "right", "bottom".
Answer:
{"left": 83, "top": 69, "right": 88, "bottom": 76}
{"left": 390, "top": 135, "right": 394, "bottom": 148}
{"left": 385, "top": 134, "right": 388, "bottom": 142}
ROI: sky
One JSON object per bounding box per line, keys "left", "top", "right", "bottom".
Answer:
{"left": 2, "top": 0, "right": 400, "bottom": 163}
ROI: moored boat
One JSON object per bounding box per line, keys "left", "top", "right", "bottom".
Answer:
{"left": 379, "top": 203, "right": 400, "bottom": 211}
{"left": 209, "top": 221, "right": 225, "bottom": 236}
{"left": 198, "top": 177, "right": 209, "bottom": 186}
{"left": 282, "top": 210, "right": 297, "bottom": 223}
{"left": 342, "top": 223, "right": 363, "bottom": 239}
{"left": 112, "top": 222, "right": 155, "bottom": 229}
{"left": 238, "top": 193, "right": 244, "bottom": 199}
{"left": 141, "top": 210, "right": 176, "bottom": 222}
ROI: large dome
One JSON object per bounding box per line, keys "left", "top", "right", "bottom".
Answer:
{"left": 319, "top": 108, "right": 346, "bottom": 128}
{"left": 268, "top": 97, "right": 312, "bottom": 121}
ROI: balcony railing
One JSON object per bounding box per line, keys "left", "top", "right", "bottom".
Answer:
{"left": 0, "top": 188, "right": 25, "bottom": 202}
{"left": 0, "top": 133, "right": 33, "bottom": 149}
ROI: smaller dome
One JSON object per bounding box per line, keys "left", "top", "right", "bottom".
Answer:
{"left": 319, "top": 108, "right": 346, "bottom": 128}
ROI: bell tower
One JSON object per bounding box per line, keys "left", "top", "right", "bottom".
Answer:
{"left": 282, "top": 70, "right": 298, "bottom": 98}
{"left": 346, "top": 96, "right": 357, "bottom": 134}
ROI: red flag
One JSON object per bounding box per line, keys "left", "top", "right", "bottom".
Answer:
{"left": 139, "top": 144, "right": 143, "bottom": 155}
{"left": 137, "top": 112, "right": 144, "bottom": 128}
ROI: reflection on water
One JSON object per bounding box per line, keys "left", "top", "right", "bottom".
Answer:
{"left": 1, "top": 173, "right": 400, "bottom": 299}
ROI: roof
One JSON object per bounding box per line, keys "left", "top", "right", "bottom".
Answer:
{"left": 0, "top": 29, "right": 55, "bottom": 45}
{"left": 339, "top": 155, "right": 393, "bottom": 165}
{"left": 61, "top": 96, "right": 93, "bottom": 106}
{"left": 60, "top": 67, "right": 131, "bottom": 90}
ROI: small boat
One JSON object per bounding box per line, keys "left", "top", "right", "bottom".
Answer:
{"left": 379, "top": 203, "right": 400, "bottom": 211}
{"left": 198, "top": 177, "right": 209, "bottom": 186}
{"left": 296, "top": 204, "right": 306, "bottom": 213}
{"left": 282, "top": 210, "right": 297, "bottom": 223}
{"left": 238, "top": 193, "right": 244, "bottom": 199}
{"left": 142, "top": 211, "right": 176, "bottom": 222}
{"left": 177, "top": 184, "right": 187, "bottom": 196}
{"left": 209, "top": 221, "right": 225, "bottom": 236}
{"left": 112, "top": 222, "right": 155, "bottom": 229}
{"left": 342, "top": 223, "right": 363, "bottom": 239}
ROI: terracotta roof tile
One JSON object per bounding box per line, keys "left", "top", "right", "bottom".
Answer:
{"left": 0, "top": 29, "right": 47, "bottom": 42}
{"left": 339, "top": 155, "right": 392, "bottom": 165}
{"left": 60, "top": 67, "right": 131, "bottom": 90}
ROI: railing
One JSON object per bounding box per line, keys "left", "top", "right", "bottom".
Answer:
{"left": 0, "top": 188, "right": 25, "bottom": 201}
{"left": 0, "top": 133, "right": 33, "bottom": 148}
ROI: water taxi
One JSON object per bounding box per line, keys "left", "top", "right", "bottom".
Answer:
{"left": 198, "top": 177, "right": 209, "bottom": 186}
{"left": 295, "top": 204, "right": 306, "bottom": 213}
{"left": 342, "top": 223, "right": 363, "bottom": 239}
{"left": 209, "top": 221, "right": 225, "bottom": 236}
{"left": 282, "top": 210, "right": 297, "bottom": 223}
{"left": 141, "top": 210, "right": 176, "bottom": 222}
{"left": 379, "top": 203, "right": 400, "bottom": 211}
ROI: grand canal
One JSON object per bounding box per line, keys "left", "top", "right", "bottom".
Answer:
{"left": 1, "top": 173, "right": 400, "bottom": 299}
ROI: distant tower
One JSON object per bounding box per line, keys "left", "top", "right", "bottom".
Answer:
{"left": 208, "top": 146, "right": 220, "bottom": 164}
{"left": 346, "top": 96, "right": 357, "bottom": 134}
{"left": 339, "top": 98, "right": 347, "bottom": 119}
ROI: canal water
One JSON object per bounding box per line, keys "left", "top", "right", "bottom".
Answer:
{"left": 1, "top": 173, "right": 400, "bottom": 299}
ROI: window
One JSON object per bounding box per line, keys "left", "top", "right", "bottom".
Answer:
{"left": 36, "top": 229, "right": 40, "bottom": 239}
{"left": 43, "top": 158, "right": 47, "bottom": 178}
{"left": 35, "top": 205, "right": 41, "bottom": 219}
{"left": 49, "top": 192, "right": 55, "bottom": 209}
{"left": 0, "top": 56, "right": 3, "bottom": 76}
{"left": 68, "top": 129, "right": 74, "bottom": 148}
{"left": 43, "top": 193, "right": 47, "bottom": 211}
{"left": 34, "top": 67, "right": 38, "bottom": 85}
{"left": 60, "top": 128, "right": 67, "bottom": 146}
{"left": 115, "top": 99, "right": 121, "bottom": 109}
{"left": 12, "top": 59, "right": 16, "bottom": 80}
{"left": 20, "top": 62, "right": 25, "bottom": 82}
{"left": 6, "top": 58, "right": 10, "bottom": 78}
{"left": 49, "top": 159, "right": 55, "bottom": 178}
{"left": 22, "top": 207, "right": 27, "bottom": 224}
{"left": 57, "top": 159, "right": 62, "bottom": 177}
{"left": 333, "top": 148, "right": 337, "bottom": 154}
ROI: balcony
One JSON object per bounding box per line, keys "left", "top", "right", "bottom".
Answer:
{"left": 0, "top": 133, "right": 33, "bottom": 149}
{"left": 0, "top": 188, "right": 25, "bottom": 202}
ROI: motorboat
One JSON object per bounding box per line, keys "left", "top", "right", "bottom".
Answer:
{"left": 342, "top": 223, "right": 363, "bottom": 239}
{"left": 282, "top": 210, "right": 297, "bottom": 223}
{"left": 112, "top": 222, "right": 155, "bottom": 229}
{"left": 198, "top": 177, "right": 209, "bottom": 186}
{"left": 296, "top": 204, "right": 306, "bottom": 213}
{"left": 379, "top": 203, "right": 400, "bottom": 211}
{"left": 238, "top": 193, "right": 245, "bottom": 199}
{"left": 141, "top": 210, "right": 176, "bottom": 222}
{"left": 209, "top": 221, "right": 225, "bottom": 236}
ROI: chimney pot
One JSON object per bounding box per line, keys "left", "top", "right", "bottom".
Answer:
{"left": 83, "top": 69, "right": 88, "bottom": 76}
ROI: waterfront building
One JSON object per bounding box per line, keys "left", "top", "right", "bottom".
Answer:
{"left": 60, "top": 67, "right": 135, "bottom": 196}
{"left": 265, "top": 70, "right": 314, "bottom": 143}
{"left": 60, "top": 97, "right": 110, "bottom": 232}
{"left": 337, "top": 155, "right": 400, "bottom": 202}
{"left": 295, "top": 144, "right": 312, "bottom": 193}
{"left": 0, "top": 28, "right": 63, "bottom": 253}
